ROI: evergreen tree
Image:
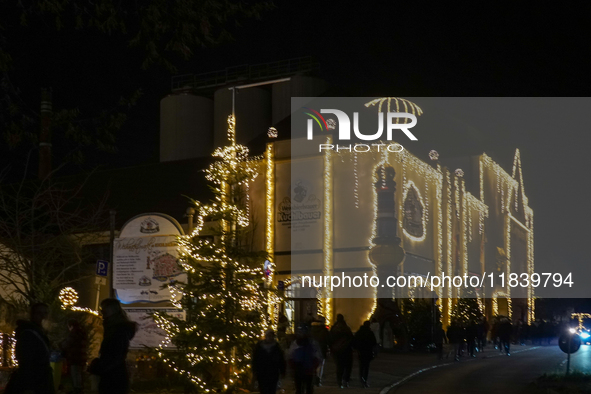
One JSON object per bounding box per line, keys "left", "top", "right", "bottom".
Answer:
{"left": 450, "top": 289, "right": 483, "bottom": 325}
{"left": 154, "top": 115, "right": 272, "bottom": 393}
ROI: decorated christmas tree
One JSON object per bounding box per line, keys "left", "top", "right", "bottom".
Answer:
{"left": 154, "top": 115, "right": 273, "bottom": 393}
{"left": 450, "top": 289, "right": 483, "bottom": 326}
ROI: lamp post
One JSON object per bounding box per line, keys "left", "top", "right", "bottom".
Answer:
{"left": 567, "top": 328, "right": 574, "bottom": 375}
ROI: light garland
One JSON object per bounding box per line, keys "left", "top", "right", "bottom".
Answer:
{"left": 59, "top": 287, "right": 79, "bottom": 307}
{"left": 59, "top": 287, "right": 100, "bottom": 316}
{"left": 154, "top": 114, "right": 273, "bottom": 393}
{"left": 353, "top": 150, "right": 360, "bottom": 208}
{"left": 571, "top": 313, "right": 591, "bottom": 330}
{"left": 401, "top": 180, "right": 427, "bottom": 242}
{"left": 265, "top": 143, "right": 276, "bottom": 329}
{"left": 445, "top": 169, "right": 453, "bottom": 322}
{"left": 435, "top": 163, "right": 443, "bottom": 300}
{"left": 0, "top": 332, "right": 17, "bottom": 366}
{"left": 323, "top": 135, "right": 333, "bottom": 324}
{"left": 365, "top": 97, "right": 423, "bottom": 119}
{"left": 366, "top": 149, "right": 389, "bottom": 317}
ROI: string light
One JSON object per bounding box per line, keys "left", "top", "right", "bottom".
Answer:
{"left": 401, "top": 180, "right": 427, "bottom": 242}
{"left": 59, "top": 287, "right": 79, "bottom": 307}
{"left": 323, "top": 135, "right": 333, "bottom": 324}
{"left": 353, "top": 150, "right": 360, "bottom": 208}
{"left": 59, "top": 287, "right": 100, "bottom": 316}
{"left": 571, "top": 313, "right": 591, "bottom": 330}
{"left": 365, "top": 97, "right": 423, "bottom": 119}
{"left": 265, "top": 143, "right": 277, "bottom": 329}
{"left": 153, "top": 114, "right": 274, "bottom": 392}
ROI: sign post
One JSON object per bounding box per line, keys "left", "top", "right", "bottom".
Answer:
{"left": 559, "top": 330, "right": 581, "bottom": 376}
{"left": 95, "top": 260, "right": 109, "bottom": 310}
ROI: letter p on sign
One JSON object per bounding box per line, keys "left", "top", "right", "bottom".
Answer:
{"left": 96, "top": 260, "right": 109, "bottom": 277}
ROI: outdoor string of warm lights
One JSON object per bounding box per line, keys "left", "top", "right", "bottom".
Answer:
{"left": 153, "top": 115, "right": 271, "bottom": 393}
{"left": 59, "top": 287, "right": 100, "bottom": 316}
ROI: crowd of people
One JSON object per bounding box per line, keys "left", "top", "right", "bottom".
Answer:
{"left": 436, "top": 316, "right": 563, "bottom": 361}
{"left": 253, "top": 314, "right": 378, "bottom": 394}
{"left": 5, "top": 302, "right": 567, "bottom": 394}
{"left": 5, "top": 299, "right": 137, "bottom": 394}
{"left": 253, "top": 313, "right": 569, "bottom": 393}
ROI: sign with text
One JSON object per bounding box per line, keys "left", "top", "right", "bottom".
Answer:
{"left": 125, "top": 308, "right": 186, "bottom": 349}
{"left": 114, "top": 213, "right": 185, "bottom": 303}
{"left": 114, "top": 235, "right": 185, "bottom": 303}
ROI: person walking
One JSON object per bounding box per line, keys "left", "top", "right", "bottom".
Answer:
{"left": 253, "top": 330, "right": 286, "bottom": 394}
{"left": 60, "top": 319, "right": 88, "bottom": 394}
{"left": 477, "top": 317, "right": 489, "bottom": 352}
{"left": 369, "top": 318, "right": 381, "bottom": 347}
{"left": 433, "top": 323, "right": 447, "bottom": 361}
{"left": 91, "top": 298, "right": 137, "bottom": 394}
{"left": 466, "top": 322, "right": 478, "bottom": 357}
{"left": 5, "top": 303, "right": 54, "bottom": 394}
{"left": 446, "top": 321, "right": 462, "bottom": 361}
{"left": 310, "top": 317, "right": 329, "bottom": 386}
{"left": 288, "top": 325, "right": 320, "bottom": 394}
{"left": 498, "top": 318, "right": 512, "bottom": 356}
{"left": 330, "top": 314, "right": 354, "bottom": 388}
{"left": 353, "top": 321, "right": 376, "bottom": 388}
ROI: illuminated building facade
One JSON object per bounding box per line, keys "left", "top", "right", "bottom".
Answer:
{"left": 251, "top": 139, "right": 534, "bottom": 330}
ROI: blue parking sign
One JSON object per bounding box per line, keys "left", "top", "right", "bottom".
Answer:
{"left": 96, "top": 260, "right": 109, "bottom": 277}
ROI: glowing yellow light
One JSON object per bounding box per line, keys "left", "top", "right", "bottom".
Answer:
{"left": 401, "top": 180, "right": 428, "bottom": 242}
{"left": 323, "top": 136, "right": 333, "bottom": 324}
{"left": 365, "top": 97, "right": 423, "bottom": 118}
{"left": 59, "top": 287, "right": 79, "bottom": 308}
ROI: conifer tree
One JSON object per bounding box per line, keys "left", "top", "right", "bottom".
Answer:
{"left": 154, "top": 115, "right": 272, "bottom": 393}
{"left": 450, "top": 289, "right": 483, "bottom": 325}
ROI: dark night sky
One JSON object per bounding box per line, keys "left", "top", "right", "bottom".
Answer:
{"left": 3, "top": 1, "right": 591, "bottom": 302}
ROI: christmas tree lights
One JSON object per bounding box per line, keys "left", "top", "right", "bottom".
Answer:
{"left": 59, "top": 287, "right": 100, "bottom": 316}
{"left": 154, "top": 115, "right": 275, "bottom": 393}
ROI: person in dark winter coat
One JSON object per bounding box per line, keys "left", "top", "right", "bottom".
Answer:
{"left": 310, "top": 317, "right": 329, "bottom": 386}
{"left": 498, "top": 318, "right": 512, "bottom": 356}
{"left": 330, "top": 314, "right": 354, "bottom": 388}
{"left": 466, "top": 322, "right": 478, "bottom": 357}
{"left": 353, "top": 321, "right": 377, "bottom": 388}
{"left": 446, "top": 321, "right": 463, "bottom": 361}
{"left": 94, "top": 299, "right": 137, "bottom": 394}
{"left": 433, "top": 323, "right": 447, "bottom": 360}
{"left": 252, "top": 330, "right": 286, "bottom": 394}
{"left": 60, "top": 319, "right": 88, "bottom": 394}
{"left": 477, "top": 317, "right": 489, "bottom": 352}
{"left": 288, "top": 325, "right": 321, "bottom": 394}
{"left": 5, "top": 303, "right": 55, "bottom": 394}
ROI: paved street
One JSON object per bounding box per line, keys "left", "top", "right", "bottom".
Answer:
{"left": 284, "top": 344, "right": 591, "bottom": 394}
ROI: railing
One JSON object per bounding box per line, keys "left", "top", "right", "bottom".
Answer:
{"left": 171, "top": 57, "right": 318, "bottom": 91}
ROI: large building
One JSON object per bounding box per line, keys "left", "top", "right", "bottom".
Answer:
{"left": 249, "top": 137, "right": 534, "bottom": 330}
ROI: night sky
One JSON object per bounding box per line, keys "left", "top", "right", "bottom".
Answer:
{"left": 3, "top": 2, "right": 591, "bottom": 303}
